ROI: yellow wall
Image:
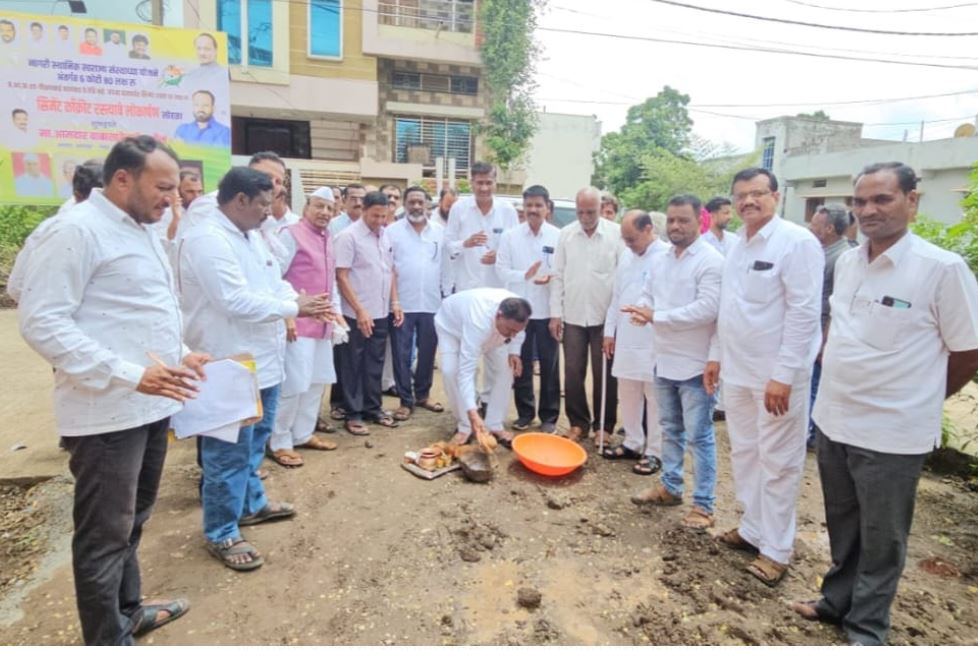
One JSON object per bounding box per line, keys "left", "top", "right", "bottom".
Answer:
{"left": 289, "top": 0, "right": 377, "bottom": 81}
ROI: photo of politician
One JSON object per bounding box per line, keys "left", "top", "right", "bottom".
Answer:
{"left": 79, "top": 27, "right": 102, "bottom": 56}
{"left": 173, "top": 90, "right": 230, "bottom": 147}
{"left": 12, "top": 152, "right": 55, "bottom": 198}
{"left": 129, "top": 33, "right": 150, "bottom": 59}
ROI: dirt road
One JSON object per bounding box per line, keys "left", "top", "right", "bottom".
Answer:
{"left": 1, "top": 308, "right": 977, "bottom": 644}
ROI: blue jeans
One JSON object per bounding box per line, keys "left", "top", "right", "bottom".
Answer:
{"left": 201, "top": 384, "right": 280, "bottom": 543}
{"left": 655, "top": 374, "right": 717, "bottom": 513}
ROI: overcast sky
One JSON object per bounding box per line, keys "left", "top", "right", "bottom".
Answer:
{"left": 533, "top": 0, "right": 978, "bottom": 152}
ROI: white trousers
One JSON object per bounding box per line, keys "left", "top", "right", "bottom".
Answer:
{"left": 270, "top": 382, "right": 325, "bottom": 451}
{"left": 437, "top": 324, "right": 511, "bottom": 434}
{"left": 724, "top": 380, "right": 810, "bottom": 564}
{"left": 618, "top": 378, "right": 661, "bottom": 458}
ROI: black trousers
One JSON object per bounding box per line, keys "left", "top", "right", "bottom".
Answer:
{"left": 337, "top": 316, "right": 389, "bottom": 421}
{"left": 514, "top": 318, "right": 560, "bottom": 424}
{"left": 62, "top": 418, "right": 170, "bottom": 645}
{"left": 815, "top": 429, "right": 927, "bottom": 645}
{"left": 389, "top": 311, "right": 438, "bottom": 408}
{"left": 330, "top": 344, "right": 344, "bottom": 410}
{"left": 562, "top": 323, "right": 617, "bottom": 432}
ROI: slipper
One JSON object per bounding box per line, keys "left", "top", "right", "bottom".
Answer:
{"left": 132, "top": 598, "right": 190, "bottom": 637}
{"left": 601, "top": 444, "right": 643, "bottom": 461}
{"left": 315, "top": 417, "right": 337, "bottom": 434}
{"left": 266, "top": 448, "right": 304, "bottom": 468}
{"left": 345, "top": 420, "right": 369, "bottom": 436}
{"left": 630, "top": 483, "right": 682, "bottom": 506}
{"left": 512, "top": 418, "right": 533, "bottom": 432}
{"left": 206, "top": 538, "right": 263, "bottom": 571}
{"left": 297, "top": 435, "right": 337, "bottom": 451}
{"left": 330, "top": 406, "right": 347, "bottom": 421}
{"left": 746, "top": 555, "right": 789, "bottom": 587}
{"left": 716, "top": 527, "right": 760, "bottom": 554}
{"left": 416, "top": 400, "right": 445, "bottom": 413}
{"left": 367, "top": 414, "right": 399, "bottom": 429}
{"left": 632, "top": 456, "right": 662, "bottom": 476}
{"left": 240, "top": 501, "right": 296, "bottom": 527}
{"left": 682, "top": 505, "right": 715, "bottom": 530}
{"left": 393, "top": 406, "right": 412, "bottom": 421}
{"left": 790, "top": 599, "right": 838, "bottom": 623}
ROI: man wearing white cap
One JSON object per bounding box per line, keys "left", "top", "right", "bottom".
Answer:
{"left": 268, "top": 187, "right": 344, "bottom": 467}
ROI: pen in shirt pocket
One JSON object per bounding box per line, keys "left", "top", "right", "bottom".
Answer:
{"left": 881, "top": 295, "right": 912, "bottom": 309}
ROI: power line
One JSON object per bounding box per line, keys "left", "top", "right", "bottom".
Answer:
{"left": 782, "top": 0, "right": 978, "bottom": 13}
{"left": 645, "top": 0, "right": 978, "bottom": 36}
{"left": 538, "top": 26, "right": 978, "bottom": 70}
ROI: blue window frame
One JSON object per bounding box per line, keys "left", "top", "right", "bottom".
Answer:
{"left": 761, "top": 136, "right": 775, "bottom": 170}
{"left": 217, "top": 0, "right": 272, "bottom": 67}
{"left": 309, "top": 0, "right": 342, "bottom": 59}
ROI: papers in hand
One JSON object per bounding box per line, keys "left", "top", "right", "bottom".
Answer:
{"left": 170, "top": 358, "right": 261, "bottom": 442}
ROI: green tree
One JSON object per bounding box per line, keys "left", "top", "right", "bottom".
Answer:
{"left": 593, "top": 87, "right": 693, "bottom": 194}
{"left": 478, "top": 0, "right": 541, "bottom": 171}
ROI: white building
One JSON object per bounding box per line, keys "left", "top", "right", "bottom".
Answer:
{"left": 755, "top": 116, "right": 978, "bottom": 225}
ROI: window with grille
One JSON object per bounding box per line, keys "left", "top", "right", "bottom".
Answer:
{"left": 761, "top": 136, "right": 775, "bottom": 170}
{"left": 391, "top": 71, "right": 478, "bottom": 95}
{"left": 394, "top": 117, "right": 471, "bottom": 172}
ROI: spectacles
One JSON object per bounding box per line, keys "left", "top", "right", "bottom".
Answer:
{"left": 732, "top": 189, "right": 772, "bottom": 203}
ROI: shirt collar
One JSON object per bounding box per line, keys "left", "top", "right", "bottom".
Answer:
{"left": 861, "top": 230, "right": 913, "bottom": 267}
{"left": 87, "top": 189, "right": 146, "bottom": 230}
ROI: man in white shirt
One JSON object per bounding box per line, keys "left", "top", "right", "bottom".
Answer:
{"left": 704, "top": 167, "right": 823, "bottom": 587}
{"left": 386, "top": 186, "right": 445, "bottom": 421}
{"left": 178, "top": 167, "right": 332, "bottom": 571}
{"left": 328, "top": 183, "right": 365, "bottom": 236}
{"left": 18, "top": 136, "right": 208, "bottom": 644}
{"left": 792, "top": 163, "right": 978, "bottom": 645}
{"left": 262, "top": 185, "right": 301, "bottom": 267}
{"left": 433, "top": 187, "right": 457, "bottom": 229}
{"left": 600, "top": 209, "right": 667, "bottom": 473}
{"left": 268, "top": 187, "right": 344, "bottom": 468}
{"left": 435, "top": 289, "right": 530, "bottom": 447}
{"left": 497, "top": 185, "right": 561, "bottom": 433}
{"left": 702, "top": 196, "right": 740, "bottom": 256}
{"left": 550, "top": 187, "right": 624, "bottom": 444}
{"left": 625, "top": 195, "right": 724, "bottom": 529}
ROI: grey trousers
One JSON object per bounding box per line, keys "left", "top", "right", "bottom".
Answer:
{"left": 815, "top": 429, "right": 927, "bottom": 646}
{"left": 62, "top": 418, "right": 170, "bottom": 645}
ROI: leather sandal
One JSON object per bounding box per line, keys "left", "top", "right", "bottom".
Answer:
{"left": 266, "top": 448, "right": 304, "bottom": 468}
{"left": 132, "top": 598, "right": 190, "bottom": 637}
{"left": 631, "top": 483, "right": 682, "bottom": 506}
{"left": 296, "top": 435, "right": 337, "bottom": 451}
{"left": 716, "top": 527, "right": 760, "bottom": 554}
{"left": 416, "top": 400, "right": 444, "bottom": 413}
{"left": 239, "top": 501, "right": 296, "bottom": 527}
{"left": 393, "top": 405, "right": 412, "bottom": 421}
{"left": 207, "top": 538, "right": 263, "bottom": 571}
{"left": 681, "top": 505, "right": 715, "bottom": 530}
{"left": 747, "top": 554, "right": 789, "bottom": 587}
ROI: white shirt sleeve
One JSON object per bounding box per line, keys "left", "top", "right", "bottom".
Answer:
{"left": 182, "top": 231, "right": 299, "bottom": 322}
{"left": 444, "top": 202, "right": 465, "bottom": 259}
{"left": 772, "top": 237, "right": 824, "bottom": 384}
{"left": 277, "top": 228, "right": 298, "bottom": 274}
{"left": 549, "top": 229, "right": 567, "bottom": 320}
{"left": 509, "top": 330, "right": 525, "bottom": 356}
{"left": 937, "top": 257, "right": 978, "bottom": 352}
{"left": 604, "top": 266, "right": 622, "bottom": 338}
{"left": 17, "top": 222, "right": 146, "bottom": 390}
{"left": 457, "top": 322, "right": 484, "bottom": 413}
{"left": 495, "top": 230, "right": 525, "bottom": 286}
{"left": 656, "top": 257, "right": 723, "bottom": 331}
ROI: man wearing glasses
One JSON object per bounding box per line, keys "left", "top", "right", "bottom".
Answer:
{"left": 703, "top": 167, "right": 824, "bottom": 587}
{"left": 385, "top": 186, "right": 446, "bottom": 421}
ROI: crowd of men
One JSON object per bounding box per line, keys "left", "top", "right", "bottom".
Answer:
{"left": 10, "top": 134, "right": 978, "bottom": 647}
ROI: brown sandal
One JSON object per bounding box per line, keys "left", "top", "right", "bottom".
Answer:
{"left": 297, "top": 434, "right": 337, "bottom": 451}
{"left": 630, "top": 483, "right": 682, "bottom": 506}
{"left": 416, "top": 400, "right": 445, "bottom": 413}
{"left": 716, "top": 527, "right": 759, "bottom": 553}
{"left": 747, "top": 554, "right": 789, "bottom": 587}
{"left": 345, "top": 420, "right": 369, "bottom": 436}
{"left": 681, "top": 505, "right": 715, "bottom": 529}
{"left": 393, "top": 405, "right": 412, "bottom": 421}
{"left": 267, "top": 448, "right": 304, "bottom": 467}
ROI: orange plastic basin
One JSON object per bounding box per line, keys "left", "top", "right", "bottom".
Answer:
{"left": 512, "top": 433, "right": 587, "bottom": 477}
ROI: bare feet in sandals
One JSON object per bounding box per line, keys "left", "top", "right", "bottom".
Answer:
{"left": 207, "top": 538, "right": 263, "bottom": 571}
{"left": 296, "top": 434, "right": 337, "bottom": 451}
{"left": 267, "top": 448, "right": 304, "bottom": 468}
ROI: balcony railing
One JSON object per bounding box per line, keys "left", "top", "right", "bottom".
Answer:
{"left": 378, "top": 0, "right": 475, "bottom": 33}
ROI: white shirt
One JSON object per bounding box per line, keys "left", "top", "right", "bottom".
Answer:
{"left": 496, "top": 221, "right": 560, "bottom": 320}
{"left": 702, "top": 229, "right": 740, "bottom": 257}
{"left": 444, "top": 196, "right": 519, "bottom": 291}
{"left": 814, "top": 233, "right": 978, "bottom": 454}
{"left": 604, "top": 240, "right": 667, "bottom": 381}
{"left": 17, "top": 191, "right": 186, "bottom": 436}
{"left": 8, "top": 204, "right": 78, "bottom": 303}
{"left": 179, "top": 190, "right": 217, "bottom": 236}
{"left": 261, "top": 210, "right": 300, "bottom": 268}
{"left": 640, "top": 237, "right": 724, "bottom": 382}
{"left": 711, "top": 216, "right": 824, "bottom": 388}
{"left": 551, "top": 218, "right": 624, "bottom": 327}
{"left": 434, "top": 288, "right": 525, "bottom": 413}
{"left": 386, "top": 217, "right": 445, "bottom": 313}
{"left": 328, "top": 212, "right": 352, "bottom": 236}
{"left": 177, "top": 207, "right": 298, "bottom": 389}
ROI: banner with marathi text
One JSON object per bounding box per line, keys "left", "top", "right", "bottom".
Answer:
{"left": 0, "top": 11, "right": 231, "bottom": 204}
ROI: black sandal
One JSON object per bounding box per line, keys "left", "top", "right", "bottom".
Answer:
{"left": 632, "top": 456, "right": 662, "bottom": 476}
{"left": 601, "top": 445, "right": 643, "bottom": 461}
{"left": 132, "top": 598, "right": 190, "bottom": 637}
